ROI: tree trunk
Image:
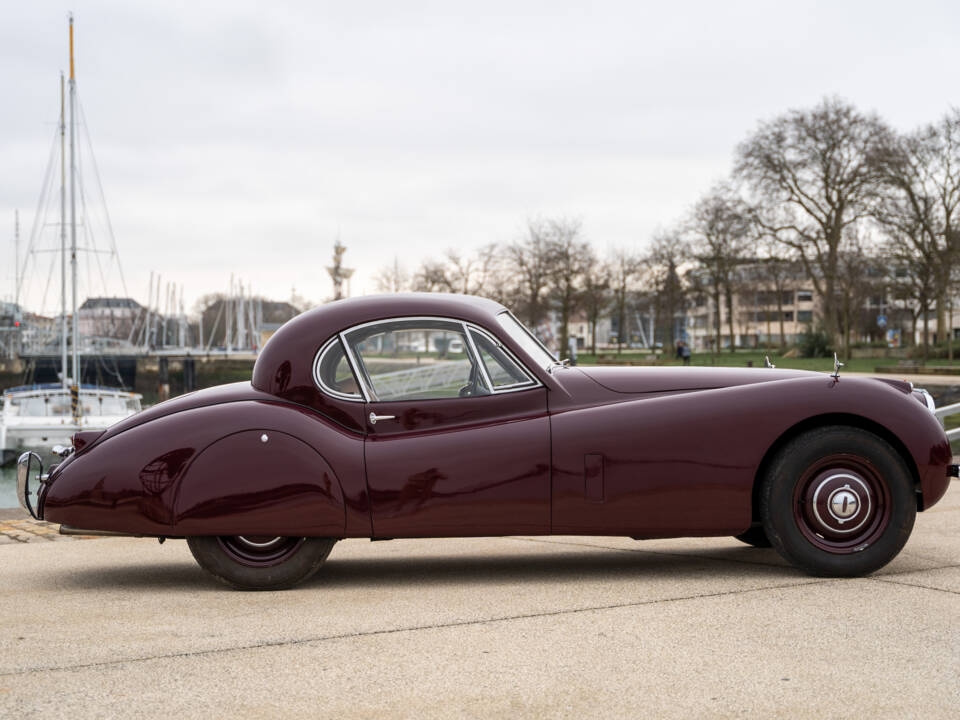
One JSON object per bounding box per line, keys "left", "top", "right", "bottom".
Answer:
{"left": 765, "top": 300, "right": 772, "bottom": 350}
{"left": 559, "top": 290, "right": 571, "bottom": 361}
{"left": 776, "top": 290, "right": 785, "bottom": 350}
{"left": 843, "top": 303, "right": 851, "bottom": 362}
{"left": 589, "top": 307, "right": 598, "bottom": 355}
{"left": 936, "top": 285, "right": 947, "bottom": 350}
{"left": 922, "top": 300, "right": 930, "bottom": 362}
{"left": 616, "top": 292, "right": 625, "bottom": 354}
{"left": 713, "top": 288, "right": 721, "bottom": 353}
{"left": 725, "top": 286, "right": 735, "bottom": 353}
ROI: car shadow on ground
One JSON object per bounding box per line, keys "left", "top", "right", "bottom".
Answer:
{"left": 37, "top": 544, "right": 798, "bottom": 592}
{"left": 309, "top": 546, "right": 796, "bottom": 589}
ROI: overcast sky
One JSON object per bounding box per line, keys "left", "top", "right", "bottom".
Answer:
{"left": 2, "top": 0, "right": 958, "bottom": 314}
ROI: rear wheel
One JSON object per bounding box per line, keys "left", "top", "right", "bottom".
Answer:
{"left": 187, "top": 535, "right": 337, "bottom": 590}
{"left": 760, "top": 426, "right": 916, "bottom": 577}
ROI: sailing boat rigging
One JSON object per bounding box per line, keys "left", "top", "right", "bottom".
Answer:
{"left": 1, "top": 15, "right": 141, "bottom": 466}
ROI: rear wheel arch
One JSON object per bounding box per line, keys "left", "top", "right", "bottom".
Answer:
{"left": 749, "top": 413, "right": 922, "bottom": 525}
{"left": 170, "top": 428, "right": 348, "bottom": 536}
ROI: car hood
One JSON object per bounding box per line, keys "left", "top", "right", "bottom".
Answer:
{"left": 574, "top": 365, "right": 818, "bottom": 394}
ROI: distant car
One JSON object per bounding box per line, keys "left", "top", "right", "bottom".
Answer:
{"left": 18, "top": 294, "right": 956, "bottom": 589}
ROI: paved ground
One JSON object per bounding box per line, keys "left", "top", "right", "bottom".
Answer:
{"left": 1, "top": 484, "right": 958, "bottom": 719}
{"left": 0, "top": 509, "right": 95, "bottom": 544}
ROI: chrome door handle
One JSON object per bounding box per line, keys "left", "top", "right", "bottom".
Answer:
{"left": 368, "top": 412, "right": 396, "bottom": 425}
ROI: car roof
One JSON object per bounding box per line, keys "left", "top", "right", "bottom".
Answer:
{"left": 251, "top": 293, "right": 508, "bottom": 397}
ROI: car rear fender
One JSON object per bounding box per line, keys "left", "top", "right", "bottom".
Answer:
{"left": 42, "top": 400, "right": 366, "bottom": 537}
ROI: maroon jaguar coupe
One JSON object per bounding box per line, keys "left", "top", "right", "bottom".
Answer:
{"left": 18, "top": 294, "right": 956, "bottom": 589}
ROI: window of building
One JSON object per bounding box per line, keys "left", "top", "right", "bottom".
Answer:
{"left": 797, "top": 291, "right": 814, "bottom": 303}
{"left": 797, "top": 310, "right": 813, "bottom": 322}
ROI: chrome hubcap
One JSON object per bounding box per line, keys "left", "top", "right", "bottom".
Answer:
{"left": 217, "top": 535, "right": 305, "bottom": 567}
{"left": 793, "top": 455, "right": 891, "bottom": 554}
{"left": 809, "top": 473, "right": 872, "bottom": 536}
{"left": 235, "top": 535, "right": 284, "bottom": 549}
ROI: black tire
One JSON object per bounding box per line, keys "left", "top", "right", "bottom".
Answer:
{"left": 760, "top": 425, "right": 916, "bottom": 577}
{"left": 187, "top": 536, "right": 337, "bottom": 590}
{"left": 734, "top": 525, "right": 772, "bottom": 548}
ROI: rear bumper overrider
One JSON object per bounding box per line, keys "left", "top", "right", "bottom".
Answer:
{"left": 16, "top": 451, "right": 42, "bottom": 520}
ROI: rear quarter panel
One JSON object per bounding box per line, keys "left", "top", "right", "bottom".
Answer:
{"left": 41, "top": 400, "right": 368, "bottom": 537}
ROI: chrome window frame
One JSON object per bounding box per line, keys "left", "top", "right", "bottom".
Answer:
{"left": 312, "top": 335, "right": 366, "bottom": 402}
{"left": 467, "top": 326, "right": 538, "bottom": 392}
{"left": 312, "top": 315, "right": 543, "bottom": 403}
{"left": 495, "top": 311, "right": 558, "bottom": 369}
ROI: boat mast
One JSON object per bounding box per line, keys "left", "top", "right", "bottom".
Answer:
{"left": 68, "top": 15, "right": 79, "bottom": 392}
{"left": 13, "top": 210, "right": 20, "bottom": 306}
{"left": 59, "top": 72, "right": 68, "bottom": 389}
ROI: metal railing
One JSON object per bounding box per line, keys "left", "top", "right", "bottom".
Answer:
{"left": 935, "top": 402, "right": 960, "bottom": 441}
{"left": 370, "top": 359, "right": 472, "bottom": 399}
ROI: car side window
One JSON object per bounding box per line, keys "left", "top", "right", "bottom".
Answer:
{"left": 314, "top": 338, "right": 363, "bottom": 400}
{"left": 468, "top": 328, "right": 536, "bottom": 390}
{"left": 344, "top": 319, "right": 491, "bottom": 401}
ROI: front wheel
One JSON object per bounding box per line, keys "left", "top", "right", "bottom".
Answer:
{"left": 760, "top": 426, "right": 916, "bottom": 577}
{"left": 187, "top": 535, "right": 337, "bottom": 590}
{"left": 734, "top": 525, "right": 771, "bottom": 548}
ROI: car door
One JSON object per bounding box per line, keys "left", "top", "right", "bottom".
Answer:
{"left": 343, "top": 317, "right": 550, "bottom": 537}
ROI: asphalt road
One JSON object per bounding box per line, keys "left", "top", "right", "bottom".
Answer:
{"left": 1, "top": 484, "right": 958, "bottom": 719}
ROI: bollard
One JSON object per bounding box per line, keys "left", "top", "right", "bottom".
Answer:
{"left": 70, "top": 384, "right": 80, "bottom": 425}
{"left": 183, "top": 357, "right": 196, "bottom": 393}
{"left": 158, "top": 356, "right": 170, "bottom": 402}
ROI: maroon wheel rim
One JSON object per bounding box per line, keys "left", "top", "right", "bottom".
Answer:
{"left": 217, "top": 536, "right": 306, "bottom": 567}
{"left": 792, "top": 454, "right": 891, "bottom": 554}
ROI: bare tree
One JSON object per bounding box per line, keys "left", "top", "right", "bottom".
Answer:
{"left": 444, "top": 243, "right": 500, "bottom": 296}
{"left": 646, "top": 231, "right": 688, "bottom": 349}
{"left": 411, "top": 260, "right": 453, "bottom": 292}
{"left": 509, "top": 219, "right": 556, "bottom": 329}
{"left": 610, "top": 248, "right": 640, "bottom": 354}
{"left": 872, "top": 110, "right": 960, "bottom": 347}
{"left": 546, "top": 219, "right": 590, "bottom": 359}
{"left": 755, "top": 236, "right": 799, "bottom": 350}
{"left": 686, "top": 184, "right": 750, "bottom": 353}
{"left": 581, "top": 249, "right": 611, "bottom": 355}
{"left": 880, "top": 213, "right": 938, "bottom": 359}
{"left": 373, "top": 257, "right": 410, "bottom": 293}
{"left": 736, "top": 97, "right": 889, "bottom": 342}
{"left": 836, "top": 234, "right": 877, "bottom": 361}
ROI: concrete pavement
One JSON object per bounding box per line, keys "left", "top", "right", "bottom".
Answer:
{"left": 1, "top": 483, "right": 958, "bottom": 719}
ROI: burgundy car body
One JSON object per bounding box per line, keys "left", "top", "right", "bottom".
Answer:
{"left": 35, "top": 294, "right": 953, "bottom": 541}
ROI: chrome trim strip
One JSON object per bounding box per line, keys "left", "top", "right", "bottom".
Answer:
{"left": 339, "top": 331, "right": 373, "bottom": 402}
{"left": 497, "top": 310, "right": 558, "bottom": 366}
{"left": 312, "top": 336, "right": 365, "bottom": 403}
{"left": 462, "top": 321, "right": 494, "bottom": 393}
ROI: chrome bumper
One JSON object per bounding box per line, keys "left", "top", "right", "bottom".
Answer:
{"left": 16, "top": 451, "right": 42, "bottom": 520}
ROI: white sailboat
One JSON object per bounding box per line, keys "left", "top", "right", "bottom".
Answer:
{"left": 1, "top": 16, "right": 141, "bottom": 465}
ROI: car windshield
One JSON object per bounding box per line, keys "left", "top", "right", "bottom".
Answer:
{"left": 495, "top": 312, "right": 557, "bottom": 370}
